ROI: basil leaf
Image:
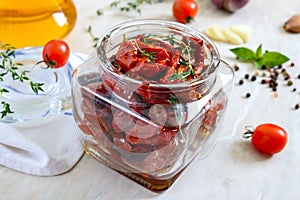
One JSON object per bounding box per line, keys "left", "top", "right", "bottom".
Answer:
{"left": 230, "top": 44, "right": 290, "bottom": 69}
{"left": 254, "top": 57, "right": 264, "bottom": 68}
{"left": 256, "top": 44, "right": 263, "bottom": 58}
{"left": 230, "top": 47, "right": 256, "bottom": 61}
{"left": 262, "top": 52, "right": 290, "bottom": 68}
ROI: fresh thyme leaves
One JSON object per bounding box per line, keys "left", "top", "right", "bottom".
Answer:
{"left": 168, "top": 67, "right": 194, "bottom": 81}
{"left": 167, "top": 36, "right": 195, "bottom": 81}
{"left": 134, "top": 39, "right": 157, "bottom": 63}
{"left": 143, "top": 34, "right": 152, "bottom": 44}
{"left": 168, "top": 94, "right": 179, "bottom": 105}
{"left": 119, "top": 0, "right": 167, "bottom": 14}
{"left": 88, "top": 0, "right": 167, "bottom": 47}
{"left": 95, "top": 0, "right": 167, "bottom": 16}
{"left": 142, "top": 51, "right": 156, "bottom": 63}
{"left": 94, "top": 1, "right": 121, "bottom": 17}
{"left": 163, "top": 34, "right": 176, "bottom": 46}
{"left": 0, "top": 44, "right": 45, "bottom": 118}
{"left": 0, "top": 101, "right": 13, "bottom": 119}
{"left": 110, "top": 1, "right": 121, "bottom": 8}
{"left": 87, "top": 25, "right": 100, "bottom": 47}
{"left": 230, "top": 44, "right": 290, "bottom": 69}
{"left": 30, "top": 82, "right": 45, "bottom": 94}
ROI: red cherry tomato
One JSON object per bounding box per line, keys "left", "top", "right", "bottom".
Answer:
{"left": 172, "top": 0, "right": 198, "bottom": 24}
{"left": 42, "top": 39, "right": 70, "bottom": 69}
{"left": 244, "top": 123, "right": 288, "bottom": 155}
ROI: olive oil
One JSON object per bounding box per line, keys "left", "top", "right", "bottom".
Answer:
{"left": 0, "top": 0, "right": 77, "bottom": 48}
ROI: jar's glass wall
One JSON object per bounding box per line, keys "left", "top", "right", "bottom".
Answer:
{"left": 71, "top": 20, "right": 234, "bottom": 192}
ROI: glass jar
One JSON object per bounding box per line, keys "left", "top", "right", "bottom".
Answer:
{"left": 0, "top": 0, "right": 77, "bottom": 48}
{"left": 72, "top": 20, "right": 234, "bottom": 192}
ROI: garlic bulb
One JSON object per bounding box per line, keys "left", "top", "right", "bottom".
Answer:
{"left": 210, "top": 0, "right": 250, "bottom": 12}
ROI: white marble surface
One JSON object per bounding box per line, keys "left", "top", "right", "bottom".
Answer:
{"left": 1, "top": 0, "right": 300, "bottom": 199}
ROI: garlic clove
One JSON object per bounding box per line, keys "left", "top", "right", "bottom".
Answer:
{"left": 229, "top": 25, "right": 252, "bottom": 43}
{"left": 222, "top": 29, "right": 244, "bottom": 44}
{"left": 284, "top": 14, "right": 300, "bottom": 33}
{"left": 204, "top": 25, "right": 228, "bottom": 42}
{"left": 204, "top": 24, "right": 252, "bottom": 44}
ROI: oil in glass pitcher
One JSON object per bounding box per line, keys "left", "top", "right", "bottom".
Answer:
{"left": 0, "top": 0, "right": 77, "bottom": 48}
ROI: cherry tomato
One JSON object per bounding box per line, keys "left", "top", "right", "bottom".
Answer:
{"left": 42, "top": 39, "right": 70, "bottom": 69}
{"left": 172, "top": 0, "right": 198, "bottom": 24}
{"left": 244, "top": 123, "right": 288, "bottom": 155}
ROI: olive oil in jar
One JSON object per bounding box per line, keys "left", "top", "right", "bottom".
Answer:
{"left": 0, "top": 0, "right": 77, "bottom": 48}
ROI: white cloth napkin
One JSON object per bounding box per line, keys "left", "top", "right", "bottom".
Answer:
{"left": 0, "top": 112, "right": 84, "bottom": 176}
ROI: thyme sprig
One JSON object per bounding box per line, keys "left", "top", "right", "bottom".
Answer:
{"left": 0, "top": 101, "right": 13, "bottom": 119}
{"left": 164, "top": 35, "right": 195, "bottom": 81}
{"left": 0, "top": 44, "right": 45, "bottom": 118}
{"left": 96, "top": 0, "right": 167, "bottom": 15}
{"left": 168, "top": 94, "right": 179, "bottom": 105}
{"left": 87, "top": 25, "right": 100, "bottom": 48}
{"left": 137, "top": 34, "right": 196, "bottom": 81}
{"left": 87, "top": 0, "right": 168, "bottom": 47}
{"left": 134, "top": 39, "right": 157, "bottom": 63}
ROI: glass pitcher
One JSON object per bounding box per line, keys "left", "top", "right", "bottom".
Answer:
{"left": 0, "top": 0, "right": 77, "bottom": 48}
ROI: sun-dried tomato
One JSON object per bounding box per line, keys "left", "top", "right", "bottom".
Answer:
{"left": 182, "top": 36, "right": 205, "bottom": 64}
{"left": 115, "top": 41, "right": 139, "bottom": 72}
{"left": 129, "top": 61, "right": 169, "bottom": 80}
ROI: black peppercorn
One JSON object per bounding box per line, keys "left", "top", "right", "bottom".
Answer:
{"left": 234, "top": 64, "right": 240, "bottom": 71}
{"left": 287, "top": 80, "right": 293, "bottom": 86}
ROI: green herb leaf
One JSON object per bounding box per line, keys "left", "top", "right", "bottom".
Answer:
{"left": 168, "top": 94, "right": 179, "bottom": 105}
{"left": 30, "top": 81, "right": 45, "bottom": 94}
{"left": 254, "top": 57, "right": 264, "bottom": 68}
{"left": 1, "top": 101, "right": 14, "bottom": 118}
{"left": 256, "top": 44, "right": 263, "bottom": 58}
{"left": 168, "top": 73, "right": 183, "bottom": 81}
{"left": 230, "top": 44, "right": 290, "bottom": 69}
{"left": 262, "top": 52, "right": 290, "bottom": 68}
{"left": 230, "top": 47, "right": 256, "bottom": 61}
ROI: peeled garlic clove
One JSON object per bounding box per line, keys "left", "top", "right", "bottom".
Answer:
{"left": 210, "top": 0, "right": 250, "bottom": 12}
{"left": 284, "top": 14, "right": 300, "bottom": 33}
{"left": 204, "top": 25, "right": 228, "bottom": 41}
{"left": 204, "top": 24, "right": 252, "bottom": 44}
{"left": 229, "top": 25, "right": 252, "bottom": 43}
{"left": 222, "top": 29, "right": 244, "bottom": 44}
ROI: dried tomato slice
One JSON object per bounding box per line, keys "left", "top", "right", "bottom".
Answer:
{"left": 135, "top": 39, "right": 170, "bottom": 61}
{"left": 129, "top": 61, "right": 169, "bottom": 80}
{"left": 115, "top": 41, "right": 138, "bottom": 72}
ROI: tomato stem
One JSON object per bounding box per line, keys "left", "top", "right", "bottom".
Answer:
{"left": 243, "top": 126, "right": 254, "bottom": 139}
